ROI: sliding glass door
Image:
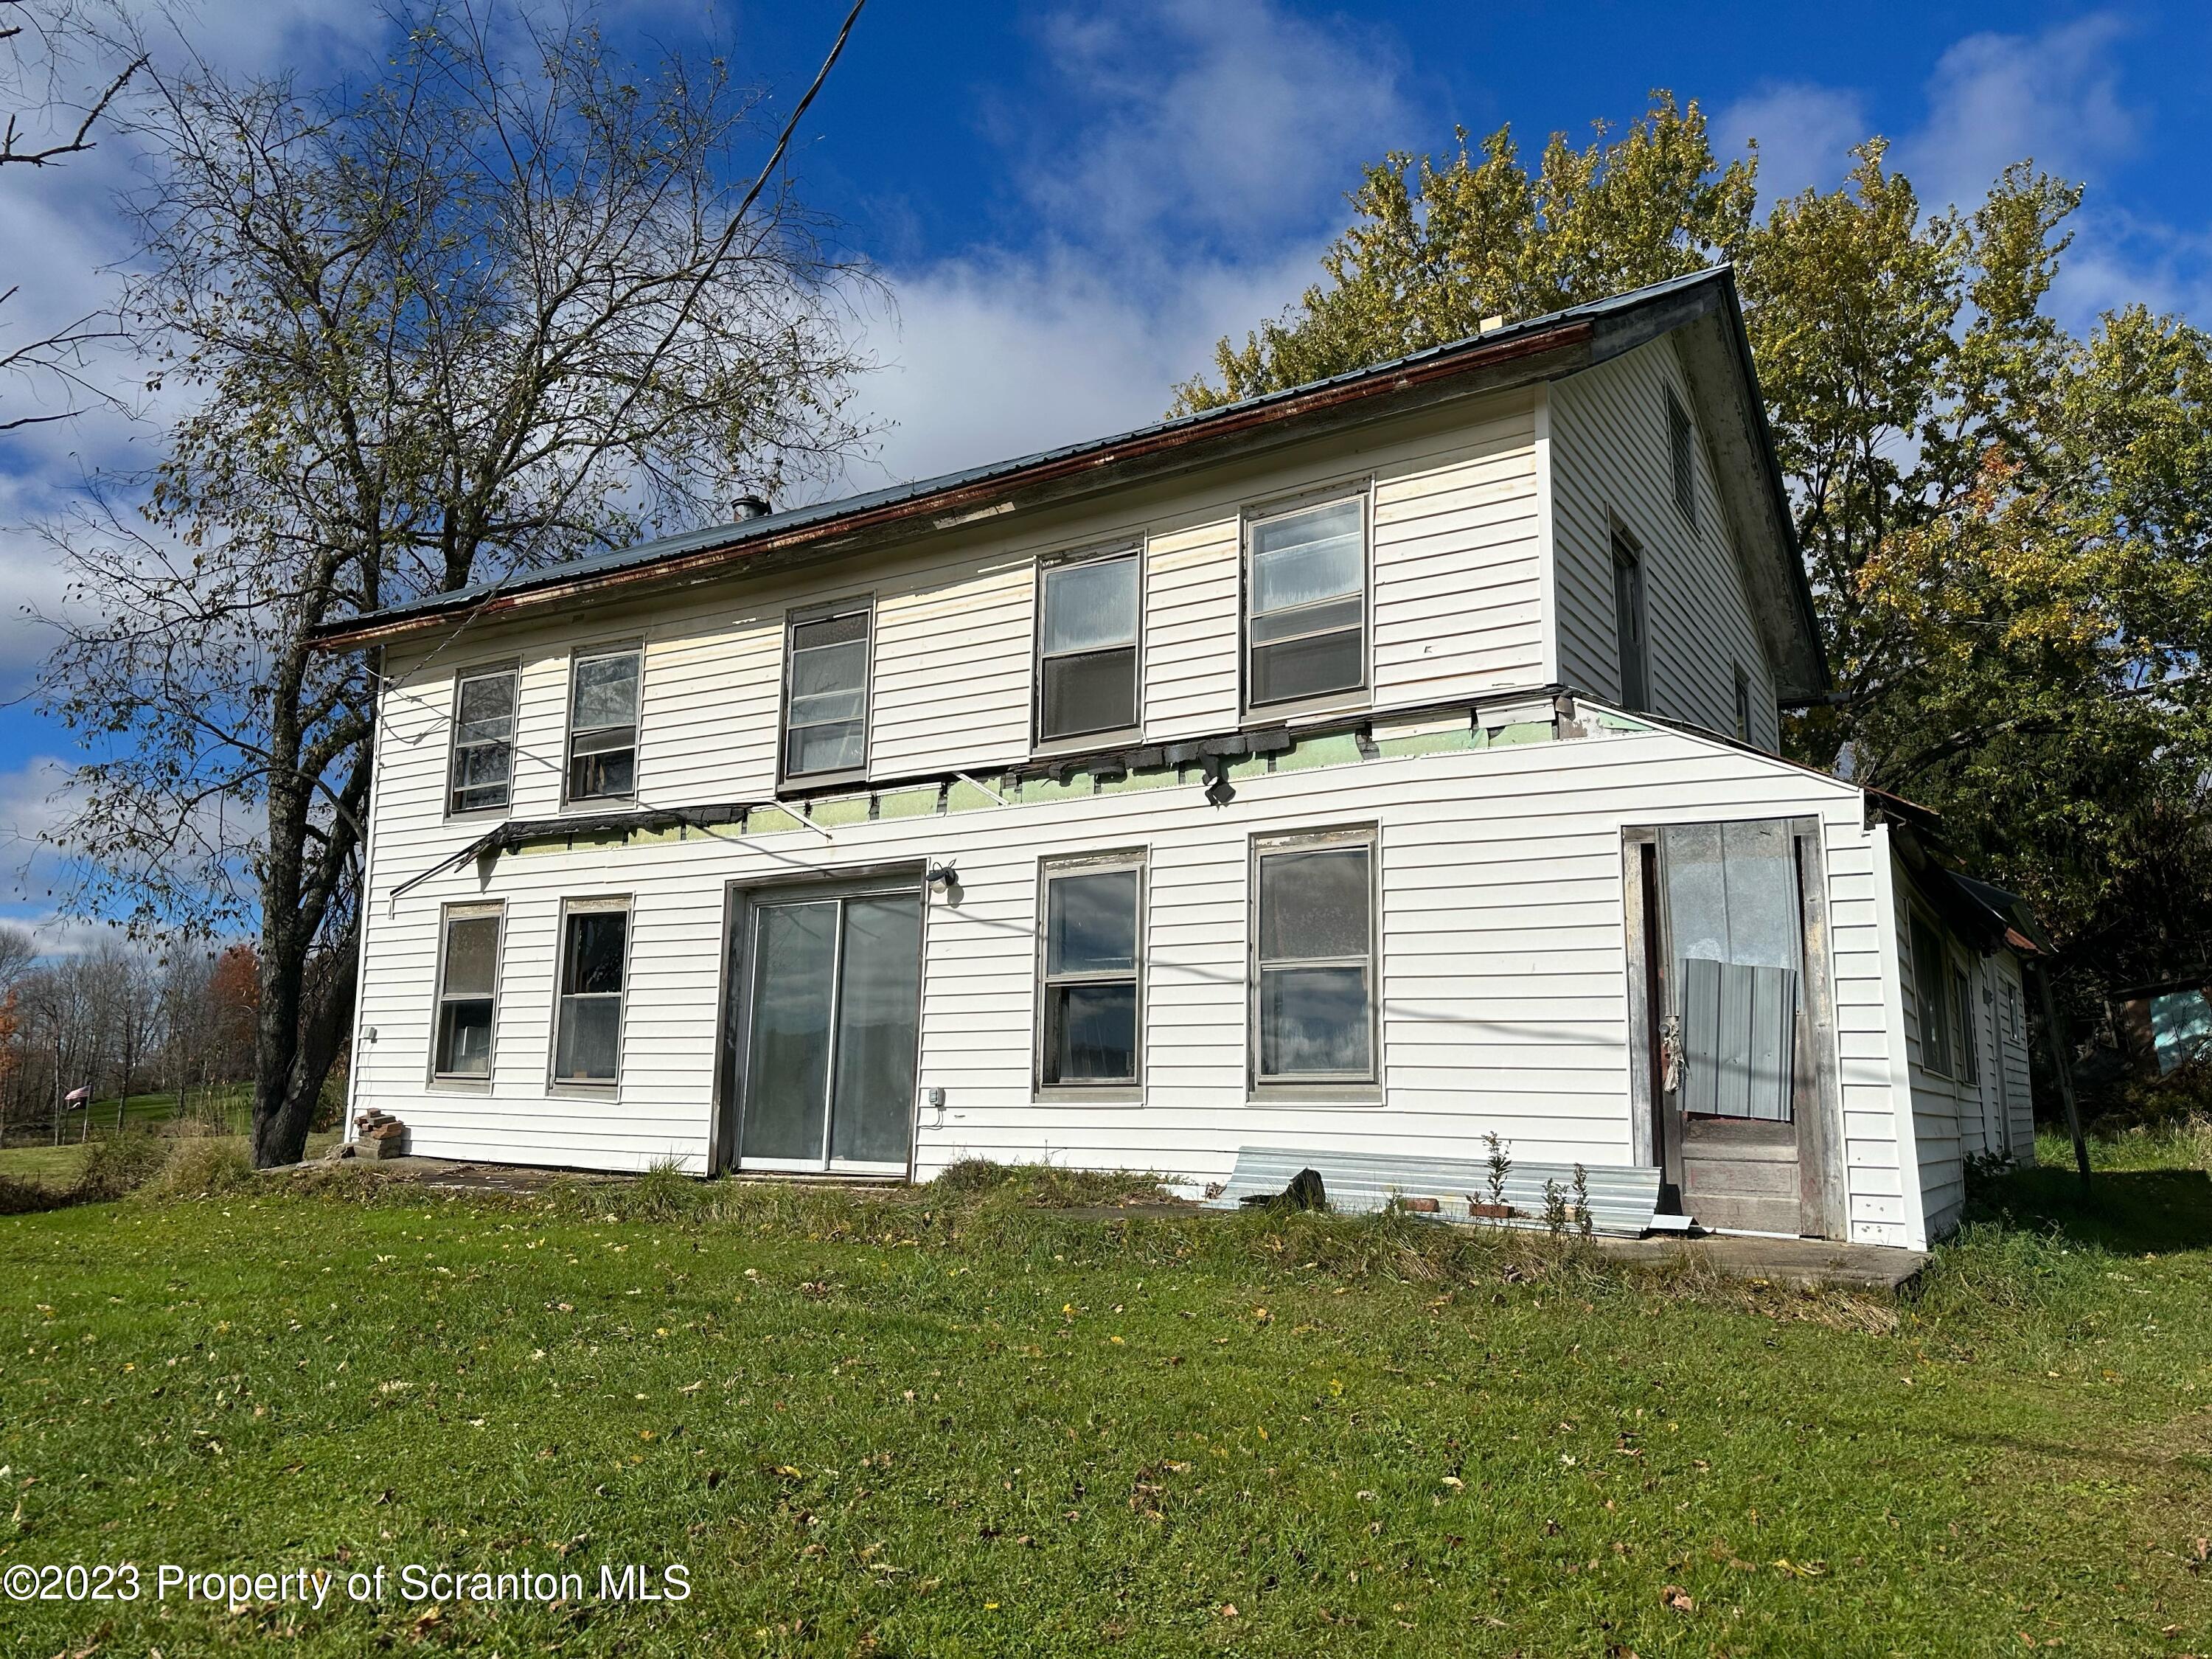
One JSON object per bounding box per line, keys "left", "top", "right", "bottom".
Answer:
{"left": 737, "top": 885, "right": 922, "bottom": 1175}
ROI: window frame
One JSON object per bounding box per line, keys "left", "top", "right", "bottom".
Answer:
{"left": 445, "top": 661, "right": 520, "bottom": 821}
{"left": 1032, "top": 543, "right": 1144, "bottom": 752}
{"left": 1032, "top": 848, "right": 1148, "bottom": 1102}
{"left": 1908, "top": 909, "right": 1953, "bottom": 1079}
{"left": 1611, "top": 527, "right": 1650, "bottom": 712}
{"left": 777, "top": 594, "right": 875, "bottom": 791}
{"left": 427, "top": 901, "right": 504, "bottom": 1088}
{"left": 548, "top": 895, "right": 633, "bottom": 1094}
{"left": 561, "top": 641, "right": 645, "bottom": 808}
{"left": 1240, "top": 484, "right": 1373, "bottom": 720}
{"left": 1953, "top": 962, "right": 1980, "bottom": 1088}
{"left": 1666, "top": 386, "right": 1696, "bottom": 529}
{"left": 1247, "top": 824, "right": 1382, "bottom": 1102}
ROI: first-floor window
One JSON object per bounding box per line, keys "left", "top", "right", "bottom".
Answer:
{"left": 1910, "top": 914, "right": 1952, "bottom": 1077}
{"left": 1253, "top": 830, "right": 1377, "bottom": 1082}
{"left": 1037, "top": 855, "right": 1144, "bottom": 1088}
{"left": 554, "top": 903, "right": 630, "bottom": 1084}
{"left": 1955, "top": 966, "right": 1979, "bottom": 1086}
{"left": 432, "top": 905, "right": 501, "bottom": 1078}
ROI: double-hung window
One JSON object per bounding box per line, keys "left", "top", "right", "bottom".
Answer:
{"left": 782, "top": 600, "right": 872, "bottom": 782}
{"left": 1252, "top": 830, "right": 1377, "bottom": 1087}
{"left": 553, "top": 902, "right": 630, "bottom": 1085}
{"left": 1910, "top": 914, "right": 1952, "bottom": 1077}
{"left": 1036, "top": 551, "right": 1139, "bottom": 743}
{"left": 1954, "top": 966, "right": 1979, "bottom": 1086}
{"left": 567, "top": 647, "right": 641, "bottom": 802}
{"left": 448, "top": 667, "right": 517, "bottom": 815}
{"left": 431, "top": 905, "right": 501, "bottom": 1079}
{"left": 1246, "top": 495, "right": 1367, "bottom": 709}
{"left": 1037, "top": 855, "right": 1144, "bottom": 1090}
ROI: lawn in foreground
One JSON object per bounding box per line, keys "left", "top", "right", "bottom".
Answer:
{"left": 1, "top": 1152, "right": 2209, "bottom": 1657}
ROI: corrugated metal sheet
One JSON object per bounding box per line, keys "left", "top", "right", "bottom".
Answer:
{"left": 1203, "top": 1144, "right": 1660, "bottom": 1236}
{"left": 1677, "top": 957, "right": 1795, "bottom": 1121}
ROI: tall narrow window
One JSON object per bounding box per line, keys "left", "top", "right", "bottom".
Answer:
{"left": 1253, "top": 831, "right": 1377, "bottom": 1083}
{"left": 1666, "top": 388, "right": 1696, "bottom": 527}
{"left": 553, "top": 905, "right": 629, "bottom": 1084}
{"left": 1037, "top": 552, "right": 1139, "bottom": 742}
{"left": 1037, "top": 856, "right": 1143, "bottom": 1088}
{"left": 431, "top": 907, "right": 501, "bottom": 1079}
{"left": 1909, "top": 914, "right": 1952, "bottom": 1077}
{"left": 1612, "top": 532, "right": 1649, "bottom": 712}
{"left": 783, "top": 601, "right": 871, "bottom": 780}
{"left": 448, "top": 668, "right": 517, "bottom": 815}
{"left": 1954, "top": 967, "right": 1979, "bottom": 1086}
{"left": 567, "top": 647, "right": 640, "bottom": 802}
{"left": 1246, "top": 496, "right": 1366, "bottom": 708}
{"left": 1732, "top": 663, "right": 1753, "bottom": 743}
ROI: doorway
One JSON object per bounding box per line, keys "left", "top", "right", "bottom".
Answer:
{"left": 1624, "top": 818, "right": 1843, "bottom": 1237}
{"left": 728, "top": 879, "right": 924, "bottom": 1176}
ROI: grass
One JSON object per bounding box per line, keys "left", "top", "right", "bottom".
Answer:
{"left": 0, "top": 1143, "right": 2208, "bottom": 1655}
{"left": 0, "top": 1086, "right": 256, "bottom": 1186}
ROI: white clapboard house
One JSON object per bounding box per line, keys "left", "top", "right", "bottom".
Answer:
{"left": 316, "top": 268, "right": 2043, "bottom": 1251}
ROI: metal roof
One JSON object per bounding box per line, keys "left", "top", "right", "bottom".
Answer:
{"left": 312, "top": 267, "right": 1751, "bottom": 642}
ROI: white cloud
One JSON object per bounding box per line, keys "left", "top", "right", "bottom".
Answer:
{"left": 831, "top": 0, "right": 1408, "bottom": 492}
{"left": 1717, "top": 82, "right": 1868, "bottom": 205}
{"left": 0, "top": 753, "right": 74, "bottom": 917}
{"left": 1902, "top": 13, "right": 2136, "bottom": 217}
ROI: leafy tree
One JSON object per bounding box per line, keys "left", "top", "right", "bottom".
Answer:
{"left": 1177, "top": 99, "right": 2212, "bottom": 1006}
{"left": 38, "top": 0, "right": 874, "bottom": 1164}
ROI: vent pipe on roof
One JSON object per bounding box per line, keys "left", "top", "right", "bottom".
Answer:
{"left": 731, "top": 493, "right": 773, "bottom": 521}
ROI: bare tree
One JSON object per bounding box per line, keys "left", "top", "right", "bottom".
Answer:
{"left": 39, "top": 0, "right": 874, "bottom": 1164}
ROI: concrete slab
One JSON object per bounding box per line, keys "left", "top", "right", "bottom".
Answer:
{"left": 1598, "top": 1233, "right": 1928, "bottom": 1294}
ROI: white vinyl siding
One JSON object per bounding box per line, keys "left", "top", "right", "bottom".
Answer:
{"left": 1549, "top": 339, "right": 1780, "bottom": 748}
{"left": 355, "top": 712, "right": 1910, "bottom": 1247}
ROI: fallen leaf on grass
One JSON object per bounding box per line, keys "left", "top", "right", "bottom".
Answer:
{"left": 1660, "top": 1585, "right": 1694, "bottom": 1613}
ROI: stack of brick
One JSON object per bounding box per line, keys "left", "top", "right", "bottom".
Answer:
{"left": 351, "top": 1110, "right": 408, "bottom": 1161}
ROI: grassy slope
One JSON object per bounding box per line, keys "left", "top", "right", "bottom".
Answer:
{"left": 0, "top": 1088, "right": 257, "bottom": 1187}
{"left": 0, "top": 1147, "right": 2208, "bottom": 1656}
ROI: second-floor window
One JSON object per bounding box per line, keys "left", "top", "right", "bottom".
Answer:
{"left": 1910, "top": 914, "right": 1952, "bottom": 1077}
{"left": 448, "top": 667, "right": 517, "bottom": 815}
{"left": 1036, "top": 551, "right": 1139, "bottom": 743}
{"left": 1246, "top": 495, "right": 1366, "bottom": 709}
{"left": 567, "top": 647, "right": 641, "bottom": 802}
{"left": 783, "top": 600, "right": 872, "bottom": 781}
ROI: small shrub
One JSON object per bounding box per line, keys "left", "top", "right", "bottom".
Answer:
{"left": 1484, "top": 1131, "right": 1512, "bottom": 1211}
{"left": 147, "top": 1135, "right": 254, "bottom": 1199}
{"left": 74, "top": 1133, "right": 169, "bottom": 1201}
{"left": 1542, "top": 1178, "right": 1568, "bottom": 1237}
{"left": 628, "top": 1157, "right": 704, "bottom": 1220}
{"left": 1571, "top": 1163, "right": 1595, "bottom": 1240}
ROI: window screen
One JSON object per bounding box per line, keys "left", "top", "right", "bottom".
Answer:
{"left": 432, "top": 911, "right": 499, "bottom": 1078}
{"left": 1612, "top": 533, "right": 1649, "bottom": 712}
{"left": 554, "top": 908, "right": 628, "bottom": 1083}
{"left": 448, "top": 669, "right": 517, "bottom": 815}
{"left": 1253, "top": 836, "right": 1374, "bottom": 1080}
{"left": 1037, "top": 554, "right": 1138, "bottom": 742}
{"left": 1667, "top": 389, "right": 1695, "bottom": 527}
{"left": 784, "top": 605, "right": 871, "bottom": 779}
{"left": 1910, "top": 916, "right": 1952, "bottom": 1077}
{"left": 1038, "top": 862, "right": 1141, "bottom": 1085}
{"left": 1247, "top": 498, "right": 1365, "bottom": 707}
{"left": 567, "top": 649, "right": 640, "bottom": 801}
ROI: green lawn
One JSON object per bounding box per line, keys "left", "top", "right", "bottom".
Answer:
{"left": 1, "top": 1141, "right": 2208, "bottom": 1656}
{"left": 0, "top": 1091, "right": 299, "bottom": 1189}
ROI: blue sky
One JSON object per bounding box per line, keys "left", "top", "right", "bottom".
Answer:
{"left": 2, "top": 0, "right": 2208, "bottom": 943}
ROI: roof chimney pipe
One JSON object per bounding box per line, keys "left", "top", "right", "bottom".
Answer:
{"left": 731, "top": 493, "right": 773, "bottom": 521}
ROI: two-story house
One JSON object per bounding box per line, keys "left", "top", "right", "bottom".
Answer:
{"left": 314, "top": 268, "right": 2039, "bottom": 1251}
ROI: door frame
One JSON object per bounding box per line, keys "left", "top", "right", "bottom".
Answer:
{"left": 1621, "top": 818, "right": 1847, "bottom": 1239}
{"left": 713, "top": 861, "right": 929, "bottom": 1178}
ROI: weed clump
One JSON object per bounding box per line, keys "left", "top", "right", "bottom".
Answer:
{"left": 146, "top": 1135, "right": 254, "bottom": 1199}
{"left": 74, "top": 1133, "right": 170, "bottom": 1201}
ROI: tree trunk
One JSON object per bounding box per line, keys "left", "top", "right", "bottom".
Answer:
{"left": 251, "top": 916, "right": 358, "bottom": 1166}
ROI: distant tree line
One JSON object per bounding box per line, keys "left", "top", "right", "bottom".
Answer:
{"left": 0, "top": 925, "right": 261, "bottom": 1144}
